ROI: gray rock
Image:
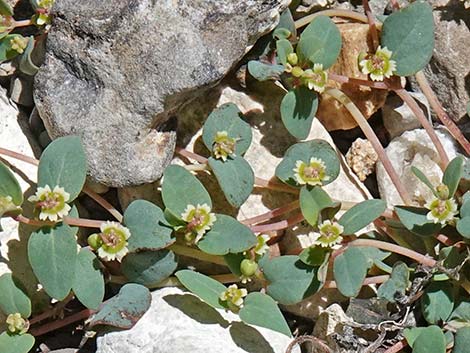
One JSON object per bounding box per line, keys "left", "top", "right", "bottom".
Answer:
{"left": 418, "top": 0, "right": 470, "bottom": 121}
{"left": 376, "top": 128, "right": 458, "bottom": 206}
{"left": 10, "top": 75, "right": 34, "bottom": 107}
{"left": 96, "top": 287, "right": 298, "bottom": 353}
{"left": 34, "top": 0, "right": 288, "bottom": 187}
{"left": 382, "top": 92, "right": 431, "bottom": 139}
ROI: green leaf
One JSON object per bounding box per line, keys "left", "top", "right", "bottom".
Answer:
{"left": 338, "top": 199, "right": 387, "bottom": 235}
{"left": 276, "top": 8, "right": 296, "bottom": 39}
{"left": 377, "top": 262, "right": 409, "bottom": 302}
{"left": 411, "top": 166, "right": 438, "bottom": 197}
{"left": 161, "top": 165, "right": 212, "bottom": 220}
{"left": 198, "top": 214, "right": 257, "bottom": 255}
{"left": 239, "top": 292, "right": 292, "bottom": 337}
{"left": 208, "top": 156, "right": 254, "bottom": 208}
{"left": 395, "top": 206, "right": 442, "bottom": 236}
{"left": 276, "top": 39, "right": 293, "bottom": 65}
{"left": 333, "top": 247, "right": 369, "bottom": 297}
{"left": 422, "top": 281, "right": 454, "bottom": 324}
{"left": 0, "top": 35, "right": 22, "bottom": 63}
{"left": 28, "top": 223, "right": 77, "bottom": 300}
{"left": 409, "top": 326, "right": 446, "bottom": 353}
{"left": 457, "top": 217, "right": 470, "bottom": 239}
{"left": 275, "top": 139, "right": 340, "bottom": 187}
{"left": 299, "top": 186, "right": 334, "bottom": 227}
{"left": 0, "top": 333, "right": 34, "bottom": 353}
{"left": 88, "top": 283, "right": 151, "bottom": 329}
{"left": 297, "top": 15, "right": 342, "bottom": 69}
{"left": 122, "top": 250, "right": 177, "bottom": 286}
{"left": 175, "top": 270, "right": 226, "bottom": 309}
{"left": 202, "top": 103, "right": 252, "bottom": 156}
{"left": 123, "top": 200, "right": 174, "bottom": 252}
{"left": 0, "top": 0, "right": 13, "bottom": 16}
{"left": 460, "top": 192, "right": 470, "bottom": 218}
{"left": 38, "top": 135, "right": 87, "bottom": 201}
{"left": 72, "top": 248, "right": 104, "bottom": 310}
{"left": 262, "top": 256, "right": 321, "bottom": 305}
{"left": 299, "top": 246, "right": 329, "bottom": 267}
{"left": 280, "top": 87, "right": 318, "bottom": 140}
{"left": 381, "top": 1, "right": 434, "bottom": 76}
{"left": 224, "top": 253, "right": 245, "bottom": 276}
{"left": 0, "top": 161, "right": 22, "bottom": 206}
{"left": 247, "top": 61, "right": 285, "bottom": 81}
{"left": 0, "top": 273, "right": 31, "bottom": 317}
{"left": 454, "top": 327, "right": 470, "bottom": 353}
{"left": 19, "top": 36, "right": 39, "bottom": 76}
{"left": 443, "top": 156, "right": 464, "bottom": 198}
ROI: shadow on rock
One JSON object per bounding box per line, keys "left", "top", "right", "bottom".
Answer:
{"left": 229, "top": 321, "right": 275, "bottom": 353}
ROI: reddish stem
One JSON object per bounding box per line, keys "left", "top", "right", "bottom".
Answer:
{"left": 323, "top": 274, "right": 389, "bottom": 289}
{"left": 415, "top": 71, "right": 470, "bottom": 156}
{"left": 362, "top": 0, "right": 379, "bottom": 50}
{"left": 14, "top": 214, "right": 104, "bottom": 229}
{"left": 329, "top": 73, "right": 389, "bottom": 90}
{"left": 250, "top": 212, "right": 304, "bottom": 233}
{"left": 13, "top": 19, "right": 33, "bottom": 28}
{"left": 388, "top": 0, "right": 401, "bottom": 11}
{"left": 383, "top": 339, "right": 408, "bottom": 353}
{"left": 240, "top": 200, "right": 300, "bottom": 226}
{"left": 394, "top": 88, "right": 449, "bottom": 168}
{"left": 29, "top": 309, "right": 94, "bottom": 336}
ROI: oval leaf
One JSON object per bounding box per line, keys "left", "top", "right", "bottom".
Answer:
{"left": 275, "top": 139, "right": 340, "bottom": 187}
{"left": 247, "top": 60, "right": 285, "bottom": 81}
{"left": 276, "top": 39, "right": 293, "bottom": 65}
{"left": 202, "top": 103, "right": 252, "bottom": 156}
{"left": 124, "top": 200, "right": 174, "bottom": 252}
{"left": 297, "top": 15, "right": 342, "bottom": 69}
{"left": 208, "top": 156, "right": 254, "bottom": 208}
{"left": 381, "top": 1, "right": 434, "bottom": 76}
{"left": 0, "top": 161, "right": 22, "bottom": 206}
{"left": 338, "top": 199, "right": 387, "bottom": 235}
{"left": 299, "top": 186, "right": 334, "bottom": 227}
{"left": 88, "top": 283, "right": 151, "bottom": 329}
{"left": 421, "top": 281, "right": 454, "bottom": 324}
{"left": 239, "top": 292, "right": 292, "bottom": 337}
{"left": 443, "top": 156, "right": 464, "bottom": 198}
{"left": 394, "top": 206, "right": 442, "bottom": 236}
{"left": 333, "top": 247, "right": 369, "bottom": 297}
{"left": 0, "top": 333, "right": 34, "bottom": 353}
{"left": 280, "top": 87, "right": 318, "bottom": 140}
{"left": 175, "top": 270, "right": 226, "bottom": 309}
{"left": 19, "top": 36, "right": 39, "bottom": 76}
{"left": 0, "top": 0, "right": 13, "bottom": 16}
{"left": 38, "top": 135, "right": 87, "bottom": 201}
{"left": 454, "top": 327, "right": 470, "bottom": 353}
{"left": 262, "top": 255, "right": 320, "bottom": 305}
{"left": 28, "top": 224, "right": 77, "bottom": 300}
{"left": 122, "top": 250, "right": 177, "bottom": 286}
{"left": 162, "top": 165, "right": 212, "bottom": 220}
{"left": 198, "top": 214, "right": 257, "bottom": 255}
{"left": 72, "top": 248, "right": 105, "bottom": 310}
{"left": 411, "top": 325, "right": 446, "bottom": 353}
{"left": 0, "top": 273, "right": 31, "bottom": 317}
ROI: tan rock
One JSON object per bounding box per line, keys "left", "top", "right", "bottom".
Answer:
{"left": 318, "top": 23, "right": 388, "bottom": 131}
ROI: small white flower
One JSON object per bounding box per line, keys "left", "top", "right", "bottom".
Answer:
{"left": 181, "top": 203, "right": 217, "bottom": 243}
{"left": 359, "top": 46, "right": 396, "bottom": 81}
{"left": 293, "top": 157, "right": 330, "bottom": 186}
{"left": 28, "top": 185, "right": 71, "bottom": 222}
{"left": 425, "top": 197, "right": 458, "bottom": 225}
{"left": 95, "top": 221, "right": 131, "bottom": 262}
{"left": 213, "top": 131, "right": 236, "bottom": 161}
{"left": 6, "top": 313, "right": 28, "bottom": 335}
{"left": 253, "top": 233, "right": 270, "bottom": 256}
{"left": 303, "top": 63, "right": 328, "bottom": 93}
{"left": 311, "top": 220, "right": 344, "bottom": 248}
{"left": 220, "top": 284, "right": 248, "bottom": 310}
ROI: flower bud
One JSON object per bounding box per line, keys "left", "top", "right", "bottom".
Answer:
{"left": 291, "top": 66, "right": 304, "bottom": 78}
{"left": 87, "top": 233, "right": 102, "bottom": 250}
{"left": 287, "top": 53, "right": 298, "bottom": 66}
{"left": 240, "top": 259, "right": 258, "bottom": 277}
{"left": 436, "top": 184, "right": 450, "bottom": 200}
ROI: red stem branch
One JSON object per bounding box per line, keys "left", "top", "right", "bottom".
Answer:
{"left": 383, "top": 339, "right": 408, "bottom": 353}
{"left": 29, "top": 309, "right": 94, "bottom": 337}
{"left": 362, "top": 0, "right": 379, "bottom": 50}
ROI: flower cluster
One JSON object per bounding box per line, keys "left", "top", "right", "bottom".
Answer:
{"left": 219, "top": 284, "right": 247, "bottom": 312}
{"left": 181, "top": 203, "right": 216, "bottom": 243}
{"left": 6, "top": 313, "right": 29, "bottom": 335}
{"left": 311, "top": 220, "right": 344, "bottom": 248}
{"left": 359, "top": 46, "right": 396, "bottom": 81}
{"left": 10, "top": 36, "right": 28, "bottom": 55}
{"left": 285, "top": 54, "right": 328, "bottom": 93}
{"left": 88, "top": 222, "right": 131, "bottom": 262}
{"left": 425, "top": 197, "right": 458, "bottom": 225}
{"left": 293, "top": 157, "right": 330, "bottom": 186}
{"left": 213, "top": 131, "right": 236, "bottom": 161}
{"left": 28, "top": 185, "right": 71, "bottom": 222}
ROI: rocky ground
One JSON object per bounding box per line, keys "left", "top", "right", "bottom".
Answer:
{"left": 0, "top": 0, "right": 469, "bottom": 352}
